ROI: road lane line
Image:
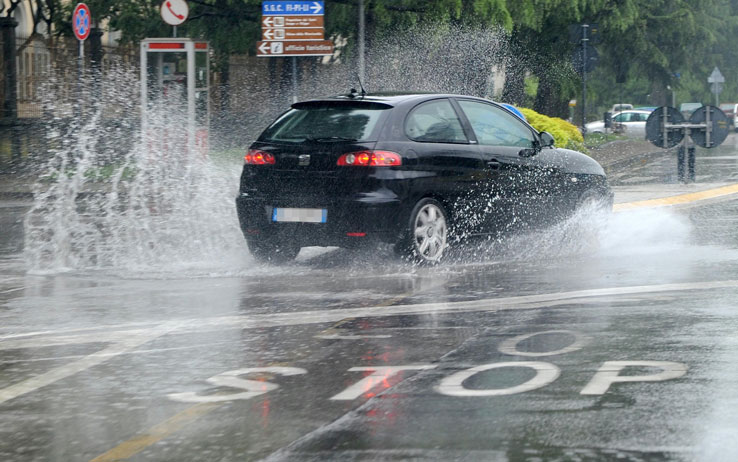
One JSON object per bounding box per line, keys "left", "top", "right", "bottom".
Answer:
{"left": 0, "top": 287, "right": 24, "bottom": 295}
{"left": 89, "top": 402, "right": 221, "bottom": 462}
{"left": 0, "top": 328, "right": 170, "bottom": 406}
{"left": 614, "top": 183, "right": 738, "bottom": 211}
{"left": 4, "top": 280, "right": 738, "bottom": 353}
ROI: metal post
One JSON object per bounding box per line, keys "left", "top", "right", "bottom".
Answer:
{"left": 292, "top": 57, "right": 298, "bottom": 103}
{"left": 140, "top": 43, "right": 147, "bottom": 148}
{"left": 581, "top": 24, "right": 588, "bottom": 136}
{"left": 358, "top": 0, "right": 365, "bottom": 84}
{"left": 187, "top": 41, "right": 196, "bottom": 154}
{"left": 661, "top": 107, "right": 668, "bottom": 149}
{"left": 677, "top": 141, "right": 686, "bottom": 183}
{"left": 77, "top": 40, "right": 84, "bottom": 119}
{"left": 174, "top": 26, "right": 177, "bottom": 38}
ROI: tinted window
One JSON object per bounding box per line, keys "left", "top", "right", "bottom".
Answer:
{"left": 405, "top": 99, "right": 468, "bottom": 143}
{"left": 260, "top": 102, "right": 389, "bottom": 142}
{"left": 457, "top": 100, "right": 535, "bottom": 148}
{"left": 614, "top": 112, "right": 630, "bottom": 122}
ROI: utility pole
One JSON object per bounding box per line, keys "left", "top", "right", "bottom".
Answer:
{"left": 581, "top": 24, "right": 588, "bottom": 136}
{"left": 570, "top": 23, "right": 599, "bottom": 135}
{"left": 358, "top": 0, "right": 365, "bottom": 85}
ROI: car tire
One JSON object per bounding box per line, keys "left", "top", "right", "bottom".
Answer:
{"left": 577, "top": 189, "right": 612, "bottom": 214}
{"left": 395, "top": 198, "right": 449, "bottom": 264}
{"left": 247, "top": 239, "right": 300, "bottom": 263}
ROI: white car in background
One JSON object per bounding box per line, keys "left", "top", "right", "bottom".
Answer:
{"left": 585, "top": 109, "right": 652, "bottom": 138}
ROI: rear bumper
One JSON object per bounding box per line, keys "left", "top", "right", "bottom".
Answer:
{"left": 235, "top": 194, "right": 406, "bottom": 247}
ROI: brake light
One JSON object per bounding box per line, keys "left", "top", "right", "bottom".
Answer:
{"left": 244, "top": 149, "right": 275, "bottom": 165}
{"left": 337, "top": 151, "right": 402, "bottom": 167}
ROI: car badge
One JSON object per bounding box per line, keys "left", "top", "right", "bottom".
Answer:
{"left": 298, "top": 154, "right": 311, "bottom": 166}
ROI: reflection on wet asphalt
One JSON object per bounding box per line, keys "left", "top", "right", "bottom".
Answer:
{"left": 2, "top": 138, "right": 738, "bottom": 460}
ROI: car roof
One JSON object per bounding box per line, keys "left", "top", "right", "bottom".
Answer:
{"left": 295, "top": 92, "right": 496, "bottom": 107}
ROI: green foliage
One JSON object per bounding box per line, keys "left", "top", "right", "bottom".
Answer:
{"left": 42, "top": 0, "right": 738, "bottom": 121}
{"left": 520, "top": 107, "right": 585, "bottom": 152}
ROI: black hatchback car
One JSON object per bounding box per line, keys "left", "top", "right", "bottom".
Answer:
{"left": 236, "top": 92, "right": 612, "bottom": 263}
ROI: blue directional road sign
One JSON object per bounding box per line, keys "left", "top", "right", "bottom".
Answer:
{"left": 262, "top": 1, "right": 323, "bottom": 15}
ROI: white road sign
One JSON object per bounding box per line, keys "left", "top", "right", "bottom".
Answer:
{"left": 161, "top": 0, "right": 189, "bottom": 26}
{"left": 708, "top": 66, "right": 725, "bottom": 84}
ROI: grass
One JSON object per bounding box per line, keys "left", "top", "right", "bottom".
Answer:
{"left": 584, "top": 132, "right": 623, "bottom": 149}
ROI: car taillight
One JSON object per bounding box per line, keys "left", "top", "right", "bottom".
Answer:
{"left": 244, "top": 149, "right": 275, "bottom": 165}
{"left": 337, "top": 151, "right": 402, "bottom": 167}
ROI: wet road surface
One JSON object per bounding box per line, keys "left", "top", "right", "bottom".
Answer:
{"left": 2, "top": 137, "right": 738, "bottom": 461}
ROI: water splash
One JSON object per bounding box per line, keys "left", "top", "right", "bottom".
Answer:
{"left": 23, "top": 67, "right": 246, "bottom": 274}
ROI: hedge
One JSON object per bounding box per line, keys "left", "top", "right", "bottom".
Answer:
{"left": 519, "top": 108, "right": 586, "bottom": 152}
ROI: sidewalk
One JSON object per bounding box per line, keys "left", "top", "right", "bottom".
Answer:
{"left": 588, "top": 138, "right": 666, "bottom": 170}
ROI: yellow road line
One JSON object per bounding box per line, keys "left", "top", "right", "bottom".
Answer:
{"left": 614, "top": 183, "right": 738, "bottom": 212}
{"left": 89, "top": 402, "right": 221, "bottom": 461}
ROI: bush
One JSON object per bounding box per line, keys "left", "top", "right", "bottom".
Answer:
{"left": 519, "top": 108, "right": 586, "bottom": 153}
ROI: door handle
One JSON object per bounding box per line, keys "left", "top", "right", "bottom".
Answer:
{"left": 486, "top": 160, "right": 501, "bottom": 170}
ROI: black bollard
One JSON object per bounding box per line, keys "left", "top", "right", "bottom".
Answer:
{"left": 677, "top": 145, "right": 685, "bottom": 183}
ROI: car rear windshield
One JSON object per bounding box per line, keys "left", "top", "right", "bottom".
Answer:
{"left": 259, "top": 101, "right": 392, "bottom": 143}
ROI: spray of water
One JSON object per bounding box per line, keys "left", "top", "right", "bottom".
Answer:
{"left": 21, "top": 25, "right": 698, "bottom": 277}
{"left": 23, "top": 66, "right": 247, "bottom": 275}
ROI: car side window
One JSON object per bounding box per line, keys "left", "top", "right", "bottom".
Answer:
{"left": 405, "top": 100, "right": 468, "bottom": 143}
{"left": 614, "top": 113, "right": 629, "bottom": 122}
{"left": 457, "top": 100, "right": 535, "bottom": 148}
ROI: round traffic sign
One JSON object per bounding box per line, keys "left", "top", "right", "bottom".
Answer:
{"left": 161, "top": 0, "right": 189, "bottom": 26}
{"left": 73, "top": 3, "right": 91, "bottom": 41}
{"left": 689, "top": 105, "right": 730, "bottom": 149}
{"left": 645, "top": 106, "right": 685, "bottom": 148}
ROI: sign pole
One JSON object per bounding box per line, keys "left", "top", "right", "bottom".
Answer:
{"left": 72, "top": 3, "right": 91, "bottom": 119}
{"left": 358, "top": 0, "right": 365, "bottom": 83}
{"left": 292, "top": 56, "right": 298, "bottom": 103}
{"left": 581, "top": 24, "right": 588, "bottom": 136}
{"left": 77, "top": 40, "right": 83, "bottom": 119}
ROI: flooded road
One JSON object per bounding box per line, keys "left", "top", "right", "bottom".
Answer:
{"left": 2, "top": 138, "right": 738, "bottom": 461}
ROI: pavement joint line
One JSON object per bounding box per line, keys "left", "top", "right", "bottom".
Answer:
{"left": 89, "top": 402, "right": 222, "bottom": 462}
{"left": 614, "top": 182, "right": 738, "bottom": 211}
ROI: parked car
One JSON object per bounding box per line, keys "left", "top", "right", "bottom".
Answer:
{"left": 719, "top": 103, "right": 738, "bottom": 124}
{"left": 679, "top": 102, "right": 703, "bottom": 119}
{"left": 610, "top": 103, "right": 633, "bottom": 113}
{"left": 585, "top": 110, "right": 652, "bottom": 137}
{"left": 236, "top": 93, "right": 613, "bottom": 263}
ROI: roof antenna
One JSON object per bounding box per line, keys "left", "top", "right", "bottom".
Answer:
{"left": 357, "top": 75, "right": 367, "bottom": 97}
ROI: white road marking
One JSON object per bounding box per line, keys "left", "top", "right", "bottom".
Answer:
{"left": 435, "top": 361, "right": 561, "bottom": 396}
{"left": 0, "top": 326, "right": 172, "bottom": 406}
{"left": 0, "top": 287, "right": 24, "bottom": 295}
{"left": 3, "top": 280, "right": 738, "bottom": 351}
{"left": 0, "top": 280, "right": 733, "bottom": 404}
{"left": 314, "top": 334, "right": 392, "bottom": 340}
{"left": 498, "top": 330, "right": 589, "bottom": 357}
{"left": 168, "top": 367, "right": 307, "bottom": 403}
{"left": 580, "top": 360, "right": 688, "bottom": 395}
{"left": 329, "top": 365, "right": 437, "bottom": 401}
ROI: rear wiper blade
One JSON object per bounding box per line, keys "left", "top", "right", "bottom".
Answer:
{"left": 305, "top": 136, "right": 358, "bottom": 142}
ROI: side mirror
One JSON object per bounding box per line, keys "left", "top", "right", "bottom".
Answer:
{"left": 539, "top": 131, "right": 555, "bottom": 148}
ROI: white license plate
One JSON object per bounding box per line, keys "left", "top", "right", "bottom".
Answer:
{"left": 272, "top": 208, "right": 327, "bottom": 223}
